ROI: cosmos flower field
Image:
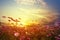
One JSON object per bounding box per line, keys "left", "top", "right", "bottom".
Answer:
{"left": 0, "top": 0, "right": 60, "bottom": 40}
{"left": 0, "top": 16, "right": 60, "bottom": 40}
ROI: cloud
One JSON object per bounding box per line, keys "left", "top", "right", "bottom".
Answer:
{"left": 38, "top": 0, "right": 47, "bottom": 7}
{"left": 15, "top": 0, "right": 35, "bottom": 6}
{"left": 14, "top": 0, "right": 47, "bottom": 7}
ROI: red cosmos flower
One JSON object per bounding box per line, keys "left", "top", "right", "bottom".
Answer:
{"left": 8, "top": 17, "right": 14, "bottom": 21}
{"left": 8, "top": 17, "right": 20, "bottom": 22}
{"left": 14, "top": 32, "right": 20, "bottom": 37}
{"left": 8, "top": 20, "right": 11, "bottom": 22}
{"left": 2, "top": 16, "right": 6, "bottom": 18}
{"left": 14, "top": 19, "right": 20, "bottom": 22}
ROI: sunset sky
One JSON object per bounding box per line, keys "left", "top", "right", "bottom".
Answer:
{"left": 0, "top": 0, "right": 60, "bottom": 25}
